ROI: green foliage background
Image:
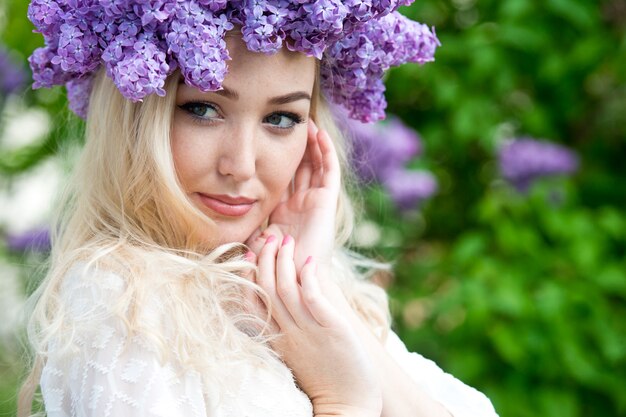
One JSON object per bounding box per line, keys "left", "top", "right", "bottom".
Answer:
{"left": 1, "top": 1, "right": 625, "bottom": 416}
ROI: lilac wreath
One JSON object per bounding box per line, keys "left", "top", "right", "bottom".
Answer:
{"left": 28, "top": 0, "right": 440, "bottom": 122}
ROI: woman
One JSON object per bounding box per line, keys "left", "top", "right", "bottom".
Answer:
{"left": 21, "top": 1, "right": 499, "bottom": 416}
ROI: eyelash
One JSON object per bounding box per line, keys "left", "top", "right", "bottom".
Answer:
{"left": 178, "top": 102, "right": 305, "bottom": 131}
{"left": 178, "top": 102, "right": 221, "bottom": 125}
{"left": 266, "top": 111, "right": 305, "bottom": 130}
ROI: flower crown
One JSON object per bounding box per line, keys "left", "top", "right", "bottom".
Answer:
{"left": 28, "top": 0, "right": 440, "bottom": 122}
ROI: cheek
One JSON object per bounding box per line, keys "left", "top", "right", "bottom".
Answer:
{"left": 170, "top": 124, "right": 213, "bottom": 188}
{"left": 261, "top": 136, "right": 307, "bottom": 198}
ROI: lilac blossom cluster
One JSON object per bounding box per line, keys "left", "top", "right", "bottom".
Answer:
{"left": 323, "top": 14, "right": 439, "bottom": 122}
{"left": 498, "top": 137, "right": 580, "bottom": 192}
{"left": 341, "top": 112, "right": 438, "bottom": 211}
{"left": 27, "top": 0, "right": 439, "bottom": 121}
{"left": 0, "top": 45, "right": 26, "bottom": 98}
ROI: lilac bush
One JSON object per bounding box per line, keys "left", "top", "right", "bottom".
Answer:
{"left": 27, "top": 0, "right": 439, "bottom": 121}
{"left": 498, "top": 137, "right": 580, "bottom": 192}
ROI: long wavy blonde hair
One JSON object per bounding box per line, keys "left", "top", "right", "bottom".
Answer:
{"left": 18, "top": 66, "right": 390, "bottom": 416}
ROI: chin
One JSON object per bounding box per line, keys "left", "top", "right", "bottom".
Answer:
{"left": 211, "top": 222, "right": 258, "bottom": 246}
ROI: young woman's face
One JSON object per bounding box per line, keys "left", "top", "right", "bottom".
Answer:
{"left": 171, "top": 36, "right": 317, "bottom": 245}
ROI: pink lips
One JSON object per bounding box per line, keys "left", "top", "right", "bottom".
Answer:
{"left": 198, "top": 193, "right": 256, "bottom": 217}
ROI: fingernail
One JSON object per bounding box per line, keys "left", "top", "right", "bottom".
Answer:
{"left": 244, "top": 251, "right": 255, "bottom": 261}
{"left": 266, "top": 235, "right": 276, "bottom": 244}
{"left": 305, "top": 256, "right": 313, "bottom": 265}
{"left": 281, "top": 235, "right": 292, "bottom": 247}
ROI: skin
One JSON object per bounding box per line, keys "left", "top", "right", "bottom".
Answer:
{"left": 172, "top": 34, "right": 451, "bottom": 417}
{"left": 172, "top": 34, "right": 315, "bottom": 245}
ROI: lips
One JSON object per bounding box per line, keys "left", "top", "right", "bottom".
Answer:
{"left": 197, "top": 193, "right": 257, "bottom": 217}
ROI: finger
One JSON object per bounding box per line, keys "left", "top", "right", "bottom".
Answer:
{"left": 238, "top": 251, "right": 284, "bottom": 339}
{"left": 278, "top": 181, "right": 292, "bottom": 203}
{"left": 246, "top": 225, "right": 284, "bottom": 256}
{"left": 262, "top": 224, "right": 285, "bottom": 243}
{"left": 276, "top": 235, "right": 315, "bottom": 329}
{"left": 242, "top": 250, "right": 257, "bottom": 282}
{"left": 245, "top": 227, "right": 264, "bottom": 255}
{"left": 293, "top": 152, "right": 313, "bottom": 193}
{"left": 300, "top": 256, "right": 340, "bottom": 328}
{"left": 241, "top": 251, "right": 264, "bottom": 314}
{"left": 309, "top": 125, "right": 325, "bottom": 189}
{"left": 256, "top": 237, "right": 277, "bottom": 294}
{"left": 294, "top": 122, "right": 317, "bottom": 192}
{"left": 308, "top": 118, "right": 319, "bottom": 136}
{"left": 256, "top": 235, "right": 296, "bottom": 330}
{"left": 318, "top": 129, "right": 341, "bottom": 192}
{"left": 238, "top": 251, "right": 275, "bottom": 336}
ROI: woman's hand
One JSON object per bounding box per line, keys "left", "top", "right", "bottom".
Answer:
{"left": 246, "top": 120, "right": 340, "bottom": 271}
{"left": 253, "top": 235, "right": 382, "bottom": 417}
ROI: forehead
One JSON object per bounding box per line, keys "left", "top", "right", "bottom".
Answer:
{"left": 221, "top": 34, "right": 317, "bottom": 96}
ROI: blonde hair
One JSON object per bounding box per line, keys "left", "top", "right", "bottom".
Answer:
{"left": 18, "top": 67, "right": 390, "bottom": 416}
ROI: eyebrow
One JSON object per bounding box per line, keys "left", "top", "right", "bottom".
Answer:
{"left": 182, "top": 82, "right": 311, "bottom": 105}
{"left": 268, "top": 91, "right": 312, "bottom": 105}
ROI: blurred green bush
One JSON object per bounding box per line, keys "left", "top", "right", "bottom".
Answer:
{"left": 1, "top": 0, "right": 625, "bottom": 417}
{"left": 379, "top": 1, "right": 626, "bottom": 416}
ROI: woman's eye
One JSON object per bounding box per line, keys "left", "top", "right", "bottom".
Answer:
{"left": 264, "top": 112, "right": 303, "bottom": 129}
{"left": 180, "top": 102, "right": 219, "bottom": 119}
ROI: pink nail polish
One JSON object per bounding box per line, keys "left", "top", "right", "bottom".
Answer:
{"left": 281, "top": 235, "right": 292, "bottom": 247}
{"left": 305, "top": 256, "right": 313, "bottom": 265}
{"left": 266, "top": 235, "right": 276, "bottom": 244}
{"left": 244, "top": 251, "right": 254, "bottom": 261}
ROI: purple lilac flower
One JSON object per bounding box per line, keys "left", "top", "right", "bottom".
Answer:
{"left": 498, "top": 137, "right": 580, "bottom": 192}
{"left": 383, "top": 169, "right": 438, "bottom": 211}
{"left": 26, "top": 0, "right": 439, "bottom": 122}
{"left": 6, "top": 227, "right": 51, "bottom": 253}
{"left": 340, "top": 109, "right": 437, "bottom": 210}
{"left": 0, "top": 46, "right": 27, "bottom": 97}
{"left": 342, "top": 113, "right": 422, "bottom": 183}
{"left": 66, "top": 76, "right": 94, "bottom": 118}
{"left": 322, "top": 13, "right": 440, "bottom": 122}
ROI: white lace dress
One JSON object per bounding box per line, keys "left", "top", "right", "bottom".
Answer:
{"left": 40, "top": 268, "right": 498, "bottom": 417}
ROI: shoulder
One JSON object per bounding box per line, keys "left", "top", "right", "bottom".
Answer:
{"left": 49, "top": 263, "right": 135, "bottom": 359}
{"left": 59, "top": 263, "right": 127, "bottom": 315}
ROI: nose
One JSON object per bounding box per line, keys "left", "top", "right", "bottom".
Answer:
{"left": 217, "top": 124, "right": 257, "bottom": 181}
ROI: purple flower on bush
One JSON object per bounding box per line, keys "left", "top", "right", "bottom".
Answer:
{"left": 0, "top": 46, "right": 27, "bottom": 97}
{"left": 498, "top": 137, "right": 580, "bottom": 192}
{"left": 346, "top": 115, "right": 422, "bottom": 183}
{"left": 6, "top": 227, "right": 51, "bottom": 253}
{"left": 339, "top": 110, "right": 437, "bottom": 210}
{"left": 383, "top": 169, "right": 438, "bottom": 211}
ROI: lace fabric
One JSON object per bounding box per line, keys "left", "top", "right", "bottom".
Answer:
{"left": 40, "top": 267, "right": 496, "bottom": 417}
